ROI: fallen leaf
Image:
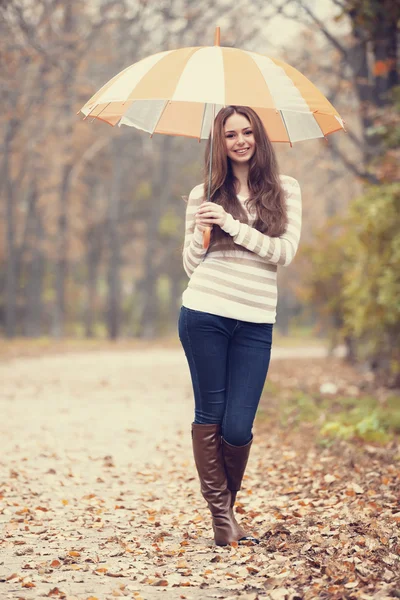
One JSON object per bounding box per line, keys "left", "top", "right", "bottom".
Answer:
{"left": 50, "top": 560, "right": 61, "bottom": 567}
{"left": 352, "top": 483, "right": 364, "bottom": 494}
{"left": 246, "top": 566, "right": 259, "bottom": 574}
{"left": 211, "top": 555, "right": 222, "bottom": 563}
{"left": 344, "top": 581, "right": 358, "bottom": 588}
{"left": 152, "top": 579, "right": 168, "bottom": 586}
{"left": 47, "top": 588, "right": 64, "bottom": 597}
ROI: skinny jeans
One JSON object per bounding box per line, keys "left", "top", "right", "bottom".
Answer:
{"left": 178, "top": 306, "right": 273, "bottom": 447}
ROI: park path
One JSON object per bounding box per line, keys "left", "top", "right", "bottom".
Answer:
{"left": 0, "top": 347, "right": 398, "bottom": 600}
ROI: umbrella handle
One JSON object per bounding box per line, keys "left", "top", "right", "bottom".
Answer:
{"left": 203, "top": 227, "right": 211, "bottom": 249}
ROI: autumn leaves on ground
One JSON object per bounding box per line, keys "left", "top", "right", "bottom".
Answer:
{"left": 0, "top": 342, "right": 399, "bottom": 600}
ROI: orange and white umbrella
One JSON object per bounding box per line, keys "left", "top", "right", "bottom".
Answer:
{"left": 79, "top": 29, "right": 345, "bottom": 145}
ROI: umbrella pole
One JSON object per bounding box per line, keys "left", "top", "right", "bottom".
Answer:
{"left": 203, "top": 102, "right": 216, "bottom": 249}
{"left": 207, "top": 103, "right": 216, "bottom": 202}
{"left": 203, "top": 26, "right": 220, "bottom": 250}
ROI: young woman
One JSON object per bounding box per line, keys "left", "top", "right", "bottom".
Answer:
{"left": 178, "top": 106, "right": 302, "bottom": 546}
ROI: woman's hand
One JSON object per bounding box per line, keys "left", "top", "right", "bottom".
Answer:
{"left": 196, "top": 202, "right": 227, "bottom": 228}
{"left": 195, "top": 221, "right": 211, "bottom": 233}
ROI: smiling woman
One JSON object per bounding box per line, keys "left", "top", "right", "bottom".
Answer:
{"left": 178, "top": 105, "right": 302, "bottom": 548}
{"left": 197, "top": 105, "right": 289, "bottom": 253}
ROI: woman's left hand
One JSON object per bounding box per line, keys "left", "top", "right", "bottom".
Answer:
{"left": 196, "top": 202, "right": 227, "bottom": 228}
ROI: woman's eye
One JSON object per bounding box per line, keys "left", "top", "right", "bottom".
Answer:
{"left": 226, "top": 134, "right": 234, "bottom": 139}
{"left": 245, "top": 130, "right": 253, "bottom": 135}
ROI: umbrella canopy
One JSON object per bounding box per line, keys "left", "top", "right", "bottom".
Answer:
{"left": 80, "top": 43, "right": 345, "bottom": 145}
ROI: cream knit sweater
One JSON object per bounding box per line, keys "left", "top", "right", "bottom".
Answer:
{"left": 182, "top": 175, "right": 302, "bottom": 323}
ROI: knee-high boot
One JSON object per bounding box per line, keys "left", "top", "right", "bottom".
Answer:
{"left": 222, "top": 436, "right": 259, "bottom": 543}
{"left": 191, "top": 423, "right": 238, "bottom": 546}
{"left": 221, "top": 436, "right": 253, "bottom": 507}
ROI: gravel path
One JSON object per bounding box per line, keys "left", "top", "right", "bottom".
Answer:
{"left": 1, "top": 346, "right": 396, "bottom": 600}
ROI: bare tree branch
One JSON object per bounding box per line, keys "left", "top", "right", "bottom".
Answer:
{"left": 70, "top": 137, "right": 111, "bottom": 187}
{"left": 296, "top": 0, "right": 348, "bottom": 58}
{"left": 327, "top": 138, "right": 378, "bottom": 183}
{"left": 331, "top": 0, "right": 346, "bottom": 10}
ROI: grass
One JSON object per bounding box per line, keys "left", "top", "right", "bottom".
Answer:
{"left": 257, "top": 382, "right": 400, "bottom": 445}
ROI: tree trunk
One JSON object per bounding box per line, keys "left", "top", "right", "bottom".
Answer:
{"left": 349, "top": 3, "right": 399, "bottom": 164}
{"left": 85, "top": 252, "right": 99, "bottom": 338}
{"left": 85, "top": 225, "right": 103, "bottom": 338}
{"left": 372, "top": 14, "right": 398, "bottom": 106}
{"left": 52, "top": 3, "right": 76, "bottom": 338}
{"left": 53, "top": 162, "right": 72, "bottom": 337}
{"left": 25, "top": 210, "right": 45, "bottom": 337}
{"left": 4, "top": 120, "right": 18, "bottom": 338}
{"left": 106, "top": 140, "right": 122, "bottom": 340}
{"left": 139, "top": 137, "right": 173, "bottom": 339}
{"left": 348, "top": 20, "right": 374, "bottom": 165}
{"left": 169, "top": 271, "right": 182, "bottom": 331}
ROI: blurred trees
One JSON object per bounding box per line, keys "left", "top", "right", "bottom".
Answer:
{"left": 297, "top": 0, "right": 400, "bottom": 384}
{"left": 0, "top": 0, "right": 282, "bottom": 340}
{"left": 1, "top": 0, "right": 398, "bottom": 389}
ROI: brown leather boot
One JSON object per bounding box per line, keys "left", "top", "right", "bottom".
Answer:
{"left": 222, "top": 436, "right": 259, "bottom": 544}
{"left": 191, "top": 423, "right": 237, "bottom": 546}
{"left": 222, "top": 436, "right": 253, "bottom": 507}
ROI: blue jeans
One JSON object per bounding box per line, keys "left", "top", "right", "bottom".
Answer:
{"left": 178, "top": 306, "right": 273, "bottom": 447}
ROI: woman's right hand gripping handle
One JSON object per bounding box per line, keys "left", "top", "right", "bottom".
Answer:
{"left": 195, "top": 208, "right": 212, "bottom": 249}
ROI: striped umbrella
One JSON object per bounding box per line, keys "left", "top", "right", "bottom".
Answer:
{"left": 79, "top": 27, "right": 345, "bottom": 245}
{"left": 79, "top": 29, "right": 345, "bottom": 144}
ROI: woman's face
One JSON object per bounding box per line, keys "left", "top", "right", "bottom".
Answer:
{"left": 224, "top": 112, "right": 256, "bottom": 164}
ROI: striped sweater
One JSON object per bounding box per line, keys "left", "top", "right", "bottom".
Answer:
{"left": 182, "top": 175, "right": 302, "bottom": 323}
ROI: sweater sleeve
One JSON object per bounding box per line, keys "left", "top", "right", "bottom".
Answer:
{"left": 221, "top": 177, "right": 302, "bottom": 267}
{"left": 182, "top": 185, "right": 208, "bottom": 278}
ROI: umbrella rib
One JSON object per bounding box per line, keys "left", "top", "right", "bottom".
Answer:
{"left": 82, "top": 104, "right": 98, "bottom": 120}
{"left": 89, "top": 102, "right": 111, "bottom": 124}
{"left": 312, "top": 110, "right": 328, "bottom": 141}
{"left": 279, "top": 110, "right": 292, "bottom": 147}
{"left": 199, "top": 103, "right": 207, "bottom": 141}
{"left": 150, "top": 100, "right": 170, "bottom": 136}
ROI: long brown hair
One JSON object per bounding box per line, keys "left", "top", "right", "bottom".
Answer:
{"left": 203, "top": 106, "right": 288, "bottom": 251}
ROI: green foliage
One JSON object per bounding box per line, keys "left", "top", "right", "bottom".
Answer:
{"left": 135, "top": 181, "right": 152, "bottom": 201}
{"left": 382, "top": 86, "right": 400, "bottom": 150}
{"left": 343, "top": 184, "right": 400, "bottom": 378}
{"left": 301, "top": 183, "right": 400, "bottom": 384}
{"left": 258, "top": 388, "right": 400, "bottom": 444}
{"left": 299, "top": 217, "right": 349, "bottom": 328}
{"left": 320, "top": 407, "right": 390, "bottom": 443}
{"left": 158, "top": 208, "right": 181, "bottom": 239}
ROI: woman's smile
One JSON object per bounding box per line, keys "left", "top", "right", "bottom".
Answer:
{"left": 224, "top": 112, "right": 256, "bottom": 163}
{"left": 234, "top": 147, "right": 250, "bottom": 155}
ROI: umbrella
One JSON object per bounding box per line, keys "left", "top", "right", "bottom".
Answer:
{"left": 79, "top": 27, "right": 345, "bottom": 247}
